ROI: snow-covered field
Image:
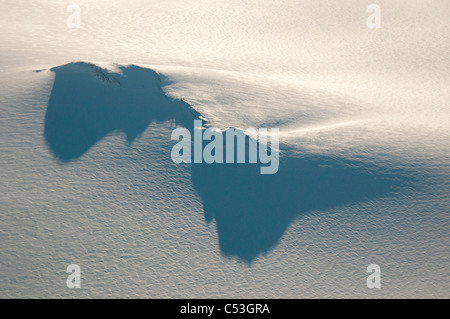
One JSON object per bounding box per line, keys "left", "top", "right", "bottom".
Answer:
{"left": 0, "top": 0, "right": 449, "bottom": 298}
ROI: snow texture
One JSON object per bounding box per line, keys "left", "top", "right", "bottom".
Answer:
{"left": 0, "top": 0, "right": 449, "bottom": 298}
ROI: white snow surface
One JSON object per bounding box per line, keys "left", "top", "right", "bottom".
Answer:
{"left": 0, "top": 0, "right": 449, "bottom": 298}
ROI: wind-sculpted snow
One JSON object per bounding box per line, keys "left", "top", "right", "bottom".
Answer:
{"left": 1, "top": 0, "right": 449, "bottom": 298}
{"left": 1, "top": 56, "right": 448, "bottom": 298}
{"left": 43, "top": 62, "right": 411, "bottom": 263}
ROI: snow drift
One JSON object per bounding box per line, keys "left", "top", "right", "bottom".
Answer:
{"left": 43, "top": 62, "right": 410, "bottom": 262}
{"left": 1, "top": 0, "right": 449, "bottom": 298}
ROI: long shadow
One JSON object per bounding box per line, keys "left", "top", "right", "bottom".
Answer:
{"left": 43, "top": 62, "right": 410, "bottom": 264}
{"left": 44, "top": 62, "right": 196, "bottom": 161}
{"left": 191, "top": 138, "right": 410, "bottom": 263}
